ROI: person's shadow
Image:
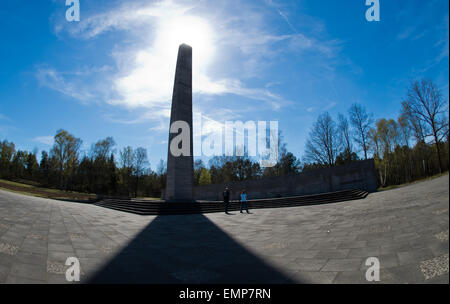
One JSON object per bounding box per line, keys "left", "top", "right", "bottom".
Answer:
{"left": 87, "top": 214, "right": 297, "bottom": 283}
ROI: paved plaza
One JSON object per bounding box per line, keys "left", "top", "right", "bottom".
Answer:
{"left": 0, "top": 175, "right": 448, "bottom": 284}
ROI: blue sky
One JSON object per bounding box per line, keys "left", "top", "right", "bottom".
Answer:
{"left": 0, "top": 0, "right": 448, "bottom": 169}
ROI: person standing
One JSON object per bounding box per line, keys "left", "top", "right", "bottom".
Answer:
{"left": 223, "top": 187, "right": 231, "bottom": 214}
{"left": 240, "top": 189, "right": 249, "bottom": 214}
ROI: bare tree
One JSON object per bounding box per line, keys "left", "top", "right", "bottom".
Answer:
{"left": 337, "top": 113, "right": 352, "bottom": 153}
{"left": 348, "top": 103, "right": 373, "bottom": 160}
{"left": 157, "top": 159, "right": 167, "bottom": 175}
{"left": 398, "top": 113, "right": 414, "bottom": 181}
{"left": 376, "top": 119, "right": 399, "bottom": 156}
{"left": 397, "top": 114, "right": 412, "bottom": 148}
{"left": 368, "top": 128, "right": 380, "bottom": 158}
{"left": 133, "top": 147, "right": 148, "bottom": 197}
{"left": 303, "top": 112, "right": 340, "bottom": 167}
{"left": 133, "top": 147, "right": 148, "bottom": 176}
{"left": 91, "top": 137, "right": 116, "bottom": 160}
{"left": 402, "top": 79, "right": 449, "bottom": 173}
{"left": 373, "top": 119, "right": 400, "bottom": 186}
{"left": 119, "top": 146, "right": 135, "bottom": 169}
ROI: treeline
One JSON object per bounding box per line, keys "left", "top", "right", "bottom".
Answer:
{"left": 0, "top": 129, "right": 302, "bottom": 197}
{"left": 193, "top": 139, "right": 301, "bottom": 186}
{"left": 302, "top": 79, "right": 449, "bottom": 187}
{"left": 0, "top": 79, "right": 448, "bottom": 196}
{"left": 0, "top": 131, "right": 165, "bottom": 197}
{"left": 194, "top": 78, "right": 449, "bottom": 188}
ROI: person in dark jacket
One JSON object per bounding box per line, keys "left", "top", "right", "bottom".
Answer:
{"left": 223, "top": 187, "right": 231, "bottom": 214}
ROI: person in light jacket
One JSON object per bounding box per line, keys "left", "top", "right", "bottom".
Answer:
{"left": 240, "top": 189, "right": 250, "bottom": 214}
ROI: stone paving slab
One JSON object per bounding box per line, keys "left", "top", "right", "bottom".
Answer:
{"left": 0, "top": 175, "right": 448, "bottom": 284}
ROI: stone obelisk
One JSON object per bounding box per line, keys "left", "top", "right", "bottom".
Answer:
{"left": 165, "top": 44, "right": 194, "bottom": 202}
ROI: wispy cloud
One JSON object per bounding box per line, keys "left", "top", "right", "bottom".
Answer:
{"left": 35, "top": 67, "right": 94, "bottom": 102}
{"left": 407, "top": 14, "right": 449, "bottom": 75}
{"left": 57, "top": 0, "right": 190, "bottom": 39}
{"left": 434, "top": 15, "right": 449, "bottom": 63}
{"left": 324, "top": 101, "right": 337, "bottom": 111}
{"left": 103, "top": 108, "right": 170, "bottom": 125}
{"left": 0, "top": 113, "right": 11, "bottom": 122}
{"left": 45, "top": 0, "right": 341, "bottom": 123}
{"left": 397, "top": 26, "right": 416, "bottom": 40}
{"left": 33, "top": 136, "right": 54, "bottom": 146}
{"left": 264, "top": 0, "right": 297, "bottom": 33}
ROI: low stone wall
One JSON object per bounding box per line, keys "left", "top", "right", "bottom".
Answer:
{"left": 194, "top": 159, "right": 378, "bottom": 201}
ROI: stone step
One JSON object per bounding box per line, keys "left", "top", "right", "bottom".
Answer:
{"left": 94, "top": 189, "right": 369, "bottom": 215}
{"left": 96, "top": 192, "right": 364, "bottom": 210}
{"left": 96, "top": 193, "right": 363, "bottom": 210}
{"left": 98, "top": 190, "right": 365, "bottom": 204}
{"left": 100, "top": 189, "right": 364, "bottom": 205}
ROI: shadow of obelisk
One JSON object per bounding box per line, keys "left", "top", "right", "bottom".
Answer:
{"left": 165, "top": 44, "right": 194, "bottom": 202}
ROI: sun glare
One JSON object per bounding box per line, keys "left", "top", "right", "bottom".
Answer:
{"left": 157, "top": 15, "right": 215, "bottom": 71}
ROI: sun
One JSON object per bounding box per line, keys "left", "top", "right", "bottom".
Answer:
{"left": 157, "top": 15, "right": 215, "bottom": 71}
